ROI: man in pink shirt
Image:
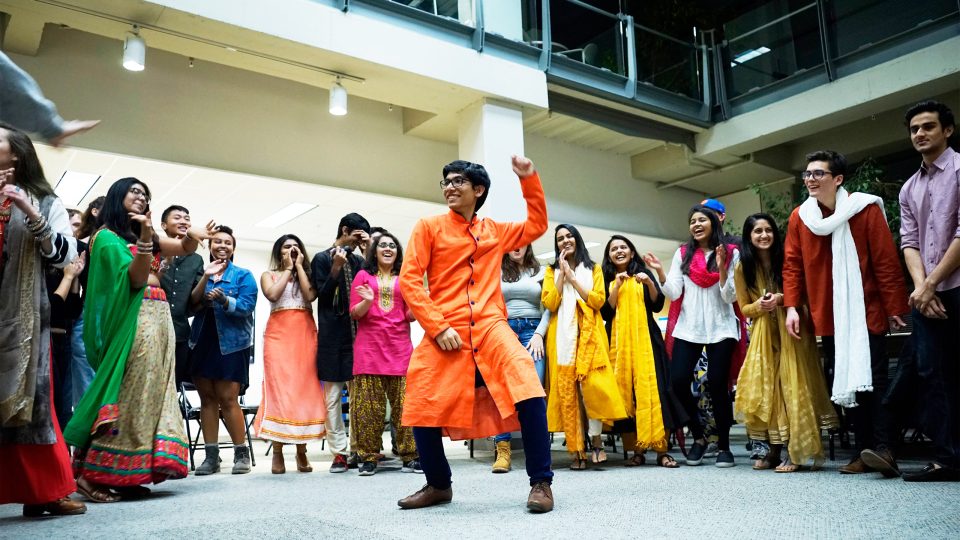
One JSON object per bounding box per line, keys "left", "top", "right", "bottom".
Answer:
{"left": 898, "top": 100, "right": 960, "bottom": 482}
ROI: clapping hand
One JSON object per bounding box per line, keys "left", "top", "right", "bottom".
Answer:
{"left": 643, "top": 252, "right": 662, "bottom": 272}
{"left": 64, "top": 252, "right": 86, "bottom": 279}
{"left": 716, "top": 244, "right": 727, "bottom": 269}
{"left": 203, "top": 259, "right": 227, "bottom": 277}
{"left": 207, "top": 288, "right": 227, "bottom": 307}
{"left": 356, "top": 284, "right": 374, "bottom": 302}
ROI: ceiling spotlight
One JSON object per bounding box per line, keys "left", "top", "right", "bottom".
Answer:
{"left": 329, "top": 77, "right": 347, "bottom": 116}
{"left": 123, "top": 25, "right": 146, "bottom": 71}
{"left": 188, "top": 57, "right": 195, "bottom": 68}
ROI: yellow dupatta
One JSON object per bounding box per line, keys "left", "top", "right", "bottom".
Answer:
{"left": 609, "top": 279, "right": 667, "bottom": 452}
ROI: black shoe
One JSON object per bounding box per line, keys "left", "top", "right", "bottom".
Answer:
{"left": 346, "top": 452, "right": 360, "bottom": 470}
{"left": 715, "top": 450, "right": 735, "bottom": 468}
{"left": 686, "top": 442, "right": 706, "bottom": 466}
{"left": 358, "top": 461, "right": 377, "bottom": 476}
{"left": 902, "top": 463, "right": 960, "bottom": 482}
{"left": 402, "top": 459, "right": 424, "bottom": 474}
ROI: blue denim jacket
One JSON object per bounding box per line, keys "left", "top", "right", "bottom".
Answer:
{"left": 188, "top": 261, "right": 258, "bottom": 355}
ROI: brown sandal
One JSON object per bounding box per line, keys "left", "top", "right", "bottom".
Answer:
{"left": 569, "top": 457, "right": 588, "bottom": 470}
{"left": 76, "top": 479, "right": 120, "bottom": 503}
{"left": 775, "top": 458, "right": 800, "bottom": 473}
{"left": 625, "top": 453, "right": 646, "bottom": 467}
{"left": 657, "top": 454, "right": 679, "bottom": 468}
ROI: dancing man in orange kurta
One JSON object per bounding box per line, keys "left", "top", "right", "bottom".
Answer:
{"left": 397, "top": 156, "right": 554, "bottom": 513}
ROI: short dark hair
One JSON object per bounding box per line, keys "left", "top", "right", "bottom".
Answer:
{"left": 67, "top": 208, "right": 82, "bottom": 219}
{"left": 442, "top": 160, "right": 491, "bottom": 212}
{"left": 805, "top": 149, "right": 847, "bottom": 179}
{"left": 209, "top": 224, "right": 236, "bottom": 262}
{"left": 161, "top": 204, "right": 190, "bottom": 223}
{"left": 369, "top": 226, "right": 388, "bottom": 237}
{"left": 905, "top": 100, "right": 956, "bottom": 141}
{"left": 335, "top": 213, "right": 370, "bottom": 239}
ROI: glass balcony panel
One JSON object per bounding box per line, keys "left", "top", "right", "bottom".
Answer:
{"left": 390, "top": 0, "right": 462, "bottom": 21}
{"left": 545, "top": 0, "right": 627, "bottom": 75}
{"left": 826, "top": 0, "right": 959, "bottom": 59}
{"left": 634, "top": 27, "right": 701, "bottom": 99}
{"left": 723, "top": 1, "right": 823, "bottom": 99}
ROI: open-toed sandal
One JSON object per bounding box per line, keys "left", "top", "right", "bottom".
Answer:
{"left": 657, "top": 453, "right": 680, "bottom": 468}
{"left": 775, "top": 458, "right": 800, "bottom": 473}
{"left": 569, "top": 457, "right": 588, "bottom": 470}
{"left": 591, "top": 447, "right": 608, "bottom": 464}
{"left": 625, "top": 453, "right": 646, "bottom": 467}
{"left": 76, "top": 480, "right": 120, "bottom": 503}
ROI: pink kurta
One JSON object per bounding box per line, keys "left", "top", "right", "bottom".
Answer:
{"left": 350, "top": 270, "right": 413, "bottom": 376}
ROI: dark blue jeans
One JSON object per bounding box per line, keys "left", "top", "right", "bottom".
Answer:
{"left": 414, "top": 397, "right": 553, "bottom": 489}
{"left": 912, "top": 286, "right": 960, "bottom": 468}
{"left": 495, "top": 318, "right": 545, "bottom": 443}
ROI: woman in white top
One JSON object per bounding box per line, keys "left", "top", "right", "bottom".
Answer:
{"left": 648, "top": 204, "right": 740, "bottom": 468}
{"left": 492, "top": 245, "right": 550, "bottom": 473}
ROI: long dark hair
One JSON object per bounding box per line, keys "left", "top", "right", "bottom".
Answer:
{"left": 100, "top": 177, "right": 154, "bottom": 245}
{"left": 600, "top": 235, "right": 646, "bottom": 283}
{"left": 0, "top": 123, "right": 54, "bottom": 199}
{"left": 680, "top": 204, "right": 724, "bottom": 275}
{"left": 501, "top": 244, "right": 540, "bottom": 283}
{"left": 362, "top": 231, "right": 403, "bottom": 276}
{"left": 740, "top": 213, "right": 784, "bottom": 292}
{"left": 269, "top": 233, "right": 311, "bottom": 277}
{"left": 76, "top": 195, "right": 105, "bottom": 239}
{"left": 551, "top": 224, "right": 594, "bottom": 270}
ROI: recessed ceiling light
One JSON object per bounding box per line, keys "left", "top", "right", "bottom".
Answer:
{"left": 731, "top": 46, "right": 771, "bottom": 67}
{"left": 255, "top": 202, "right": 317, "bottom": 228}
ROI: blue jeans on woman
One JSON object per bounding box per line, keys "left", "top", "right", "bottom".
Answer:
{"left": 495, "top": 318, "right": 545, "bottom": 443}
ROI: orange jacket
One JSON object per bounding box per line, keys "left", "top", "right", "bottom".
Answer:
{"left": 783, "top": 203, "right": 908, "bottom": 336}
{"left": 399, "top": 173, "right": 548, "bottom": 439}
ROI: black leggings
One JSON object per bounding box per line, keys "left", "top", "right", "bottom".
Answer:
{"left": 670, "top": 338, "right": 737, "bottom": 450}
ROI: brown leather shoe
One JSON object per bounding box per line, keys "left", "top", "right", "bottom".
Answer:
{"left": 272, "top": 442, "right": 286, "bottom": 474}
{"left": 839, "top": 457, "right": 874, "bottom": 474}
{"left": 860, "top": 448, "right": 901, "bottom": 478}
{"left": 526, "top": 481, "right": 554, "bottom": 513}
{"left": 23, "top": 498, "right": 87, "bottom": 517}
{"left": 397, "top": 484, "right": 453, "bottom": 509}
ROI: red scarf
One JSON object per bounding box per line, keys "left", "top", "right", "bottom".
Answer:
{"left": 664, "top": 244, "right": 746, "bottom": 391}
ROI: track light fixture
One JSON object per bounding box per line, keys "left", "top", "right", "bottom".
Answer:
{"left": 329, "top": 77, "right": 347, "bottom": 116}
{"left": 123, "top": 25, "right": 146, "bottom": 72}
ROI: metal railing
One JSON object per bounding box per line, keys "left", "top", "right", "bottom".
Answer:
{"left": 328, "top": 0, "right": 960, "bottom": 124}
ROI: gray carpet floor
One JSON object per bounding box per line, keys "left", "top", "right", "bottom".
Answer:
{"left": 2, "top": 428, "right": 958, "bottom": 539}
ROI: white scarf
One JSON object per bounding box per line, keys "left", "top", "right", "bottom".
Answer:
{"left": 798, "top": 187, "right": 884, "bottom": 408}
{"left": 555, "top": 263, "right": 593, "bottom": 367}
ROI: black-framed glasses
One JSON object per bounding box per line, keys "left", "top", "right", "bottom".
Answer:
{"left": 377, "top": 241, "right": 397, "bottom": 249}
{"left": 801, "top": 169, "right": 833, "bottom": 181}
{"left": 129, "top": 186, "right": 150, "bottom": 202}
{"left": 440, "top": 176, "right": 470, "bottom": 189}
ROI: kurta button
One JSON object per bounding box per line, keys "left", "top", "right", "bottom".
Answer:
{"left": 475, "top": 236, "right": 480, "bottom": 241}
{"left": 470, "top": 258, "right": 474, "bottom": 264}
{"left": 470, "top": 280, "right": 475, "bottom": 285}
{"left": 470, "top": 301, "right": 475, "bottom": 305}
{"left": 471, "top": 321, "right": 475, "bottom": 326}
{"left": 473, "top": 348, "right": 479, "bottom": 353}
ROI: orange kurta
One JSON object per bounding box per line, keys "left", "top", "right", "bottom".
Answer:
{"left": 400, "top": 173, "right": 548, "bottom": 439}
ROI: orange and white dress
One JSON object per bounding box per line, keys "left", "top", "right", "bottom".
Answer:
{"left": 253, "top": 275, "right": 327, "bottom": 443}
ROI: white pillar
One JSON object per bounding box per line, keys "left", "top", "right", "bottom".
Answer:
{"left": 457, "top": 99, "right": 526, "bottom": 222}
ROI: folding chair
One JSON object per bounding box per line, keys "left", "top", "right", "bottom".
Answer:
{"left": 178, "top": 381, "right": 257, "bottom": 470}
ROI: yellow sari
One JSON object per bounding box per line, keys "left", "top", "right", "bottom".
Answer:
{"left": 543, "top": 264, "right": 626, "bottom": 457}
{"left": 608, "top": 279, "right": 668, "bottom": 453}
{"left": 734, "top": 263, "right": 838, "bottom": 466}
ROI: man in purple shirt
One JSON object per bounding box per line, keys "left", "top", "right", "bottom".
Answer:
{"left": 898, "top": 100, "right": 960, "bottom": 482}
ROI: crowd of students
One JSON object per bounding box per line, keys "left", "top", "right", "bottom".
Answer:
{"left": 1, "top": 59, "right": 957, "bottom": 518}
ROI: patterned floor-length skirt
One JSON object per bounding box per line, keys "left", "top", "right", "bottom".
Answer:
{"left": 74, "top": 293, "right": 188, "bottom": 485}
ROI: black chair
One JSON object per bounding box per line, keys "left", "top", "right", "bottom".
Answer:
{"left": 178, "top": 381, "right": 258, "bottom": 470}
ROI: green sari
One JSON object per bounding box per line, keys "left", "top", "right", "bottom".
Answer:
{"left": 63, "top": 229, "right": 144, "bottom": 447}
